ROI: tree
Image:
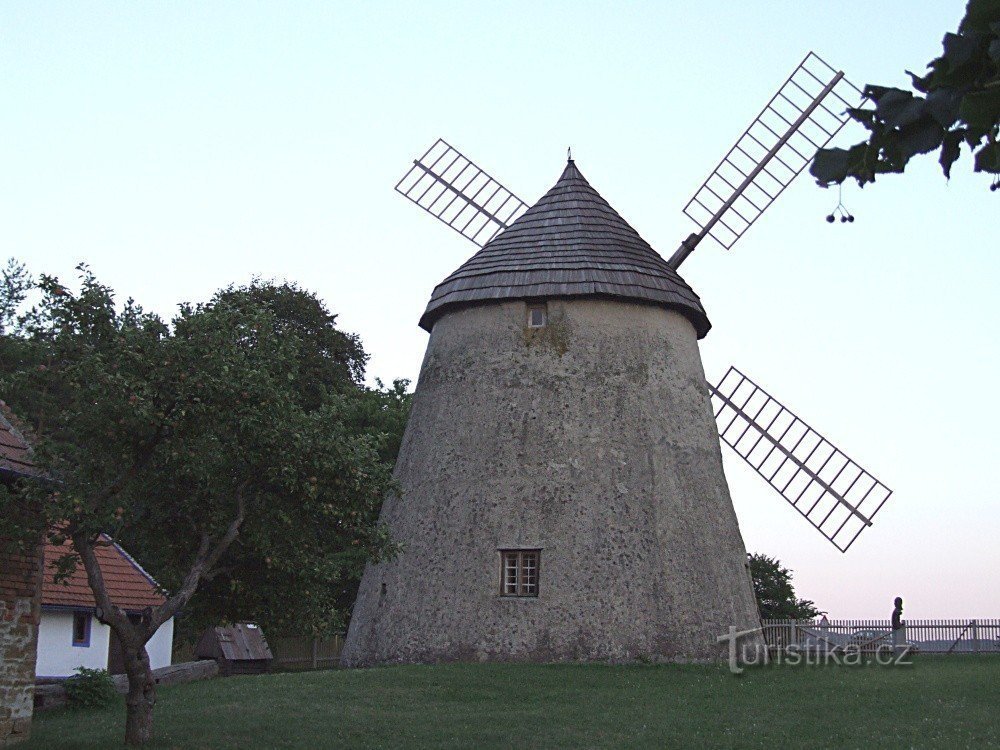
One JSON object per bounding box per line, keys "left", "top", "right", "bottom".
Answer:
{"left": 0, "top": 266, "right": 400, "bottom": 745}
{"left": 747, "top": 553, "right": 820, "bottom": 620}
{"left": 811, "top": 0, "right": 1000, "bottom": 188}
{"left": 158, "top": 376, "right": 412, "bottom": 643}
{"left": 116, "top": 283, "right": 413, "bottom": 642}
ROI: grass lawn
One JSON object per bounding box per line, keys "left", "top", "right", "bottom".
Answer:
{"left": 27, "top": 656, "right": 1000, "bottom": 748}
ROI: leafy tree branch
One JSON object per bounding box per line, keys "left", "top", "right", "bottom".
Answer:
{"left": 812, "top": 0, "right": 1000, "bottom": 188}
{"left": 748, "top": 553, "right": 820, "bottom": 620}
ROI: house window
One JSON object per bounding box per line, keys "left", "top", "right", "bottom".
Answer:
{"left": 72, "top": 611, "right": 91, "bottom": 647}
{"left": 527, "top": 303, "right": 547, "bottom": 328}
{"left": 499, "top": 549, "right": 540, "bottom": 597}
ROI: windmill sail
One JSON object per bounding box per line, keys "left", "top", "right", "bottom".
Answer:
{"left": 395, "top": 139, "right": 529, "bottom": 247}
{"left": 709, "top": 366, "right": 892, "bottom": 553}
{"left": 669, "top": 52, "right": 863, "bottom": 268}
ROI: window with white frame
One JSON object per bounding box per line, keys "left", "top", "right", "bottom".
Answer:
{"left": 499, "top": 549, "right": 540, "bottom": 597}
{"left": 527, "top": 303, "right": 547, "bottom": 328}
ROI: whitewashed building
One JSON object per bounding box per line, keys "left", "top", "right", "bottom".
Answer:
{"left": 36, "top": 535, "right": 173, "bottom": 678}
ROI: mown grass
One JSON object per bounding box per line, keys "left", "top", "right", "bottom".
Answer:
{"left": 28, "top": 656, "right": 1000, "bottom": 748}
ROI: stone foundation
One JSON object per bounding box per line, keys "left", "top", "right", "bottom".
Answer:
{"left": 0, "top": 545, "right": 43, "bottom": 746}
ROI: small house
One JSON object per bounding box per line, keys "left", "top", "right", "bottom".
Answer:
{"left": 195, "top": 623, "right": 272, "bottom": 675}
{"left": 35, "top": 534, "right": 174, "bottom": 678}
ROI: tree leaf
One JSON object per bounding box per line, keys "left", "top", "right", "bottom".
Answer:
{"left": 958, "top": 88, "right": 1000, "bottom": 130}
{"left": 862, "top": 84, "right": 894, "bottom": 102}
{"left": 895, "top": 119, "right": 945, "bottom": 160}
{"left": 810, "top": 143, "right": 873, "bottom": 185}
{"left": 811, "top": 147, "right": 847, "bottom": 184}
{"left": 959, "top": 0, "right": 1000, "bottom": 34}
{"left": 905, "top": 69, "right": 932, "bottom": 93}
{"left": 873, "top": 157, "right": 905, "bottom": 175}
{"left": 973, "top": 140, "right": 1000, "bottom": 173}
{"left": 810, "top": 147, "right": 851, "bottom": 184}
{"left": 924, "top": 88, "right": 964, "bottom": 128}
{"left": 939, "top": 130, "right": 964, "bottom": 178}
{"left": 939, "top": 31, "right": 981, "bottom": 72}
{"left": 846, "top": 107, "right": 879, "bottom": 132}
{"left": 876, "top": 89, "right": 926, "bottom": 128}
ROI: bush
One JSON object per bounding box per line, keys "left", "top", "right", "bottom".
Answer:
{"left": 63, "top": 667, "right": 118, "bottom": 708}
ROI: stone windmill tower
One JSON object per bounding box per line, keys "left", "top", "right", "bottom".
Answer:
{"left": 343, "top": 53, "right": 893, "bottom": 666}
{"left": 344, "top": 159, "right": 758, "bottom": 664}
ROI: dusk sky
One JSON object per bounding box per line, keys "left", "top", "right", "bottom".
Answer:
{"left": 3, "top": 1, "right": 996, "bottom": 618}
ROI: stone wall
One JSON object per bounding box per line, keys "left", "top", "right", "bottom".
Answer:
{"left": 0, "top": 544, "right": 43, "bottom": 746}
{"left": 343, "top": 298, "right": 761, "bottom": 666}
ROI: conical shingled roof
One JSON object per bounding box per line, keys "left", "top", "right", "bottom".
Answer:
{"left": 418, "top": 160, "right": 710, "bottom": 337}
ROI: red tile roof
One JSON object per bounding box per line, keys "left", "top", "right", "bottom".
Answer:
{"left": 41, "top": 534, "right": 167, "bottom": 612}
{"left": 0, "top": 401, "right": 38, "bottom": 478}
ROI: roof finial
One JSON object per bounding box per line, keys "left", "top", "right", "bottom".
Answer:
{"left": 567, "top": 146, "right": 573, "bottom": 163}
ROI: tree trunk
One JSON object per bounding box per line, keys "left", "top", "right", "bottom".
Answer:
{"left": 122, "top": 641, "right": 156, "bottom": 745}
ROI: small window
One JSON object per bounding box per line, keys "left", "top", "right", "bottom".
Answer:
{"left": 499, "top": 549, "right": 540, "bottom": 597}
{"left": 72, "top": 611, "right": 91, "bottom": 647}
{"left": 527, "top": 304, "right": 547, "bottom": 328}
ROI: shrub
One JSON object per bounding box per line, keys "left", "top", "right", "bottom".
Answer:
{"left": 64, "top": 667, "right": 118, "bottom": 709}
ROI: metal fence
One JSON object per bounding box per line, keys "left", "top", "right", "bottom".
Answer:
{"left": 269, "top": 634, "right": 345, "bottom": 670}
{"left": 761, "top": 619, "right": 1000, "bottom": 654}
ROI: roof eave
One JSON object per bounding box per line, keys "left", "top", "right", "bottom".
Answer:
{"left": 419, "top": 293, "right": 711, "bottom": 338}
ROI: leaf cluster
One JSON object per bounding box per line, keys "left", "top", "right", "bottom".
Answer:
{"left": 811, "top": 0, "right": 1000, "bottom": 187}
{"left": 748, "top": 553, "right": 820, "bottom": 620}
{"left": 63, "top": 667, "right": 119, "bottom": 709}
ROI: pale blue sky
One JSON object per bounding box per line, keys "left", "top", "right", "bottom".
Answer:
{"left": 3, "top": 1, "right": 996, "bottom": 617}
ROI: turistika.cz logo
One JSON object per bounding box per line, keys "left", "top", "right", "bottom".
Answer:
{"left": 717, "top": 626, "right": 915, "bottom": 674}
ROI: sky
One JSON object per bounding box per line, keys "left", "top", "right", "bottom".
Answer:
{"left": 2, "top": 1, "right": 996, "bottom": 619}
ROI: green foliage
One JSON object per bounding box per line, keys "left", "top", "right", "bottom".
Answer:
{"left": 63, "top": 667, "right": 119, "bottom": 709}
{"left": 811, "top": 0, "right": 1000, "bottom": 187}
{"left": 212, "top": 282, "right": 368, "bottom": 409}
{"left": 747, "top": 553, "right": 820, "bottom": 620}
{"left": 0, "top": 259, "right": 32, "bottom": 335}
{"left": 0, "top": 264, "right": 408, "bottom": 641}
{"left": 344, "top": 378, "right": 412, "bottom": 469}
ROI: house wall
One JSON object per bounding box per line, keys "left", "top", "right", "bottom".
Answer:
{"left": 146, "top": 617, "right": 173, "bottom": 670}
{"left": 0, "top": 543, "right": 43, "bottom": 746}
{"left": 36, "top": 610, "right": 110, "bottom": 677}
{"left": 36, "top": 611, "right": 173, "bottom": 677}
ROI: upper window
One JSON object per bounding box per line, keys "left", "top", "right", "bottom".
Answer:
{"left": 499, "top": 549, "right": 540, "bottom": 597}
{"left": 72, "top": 611, "right": 91, "bottom": 647}
{"left": 527, "top": 304, "right": 547, "bottom": 328}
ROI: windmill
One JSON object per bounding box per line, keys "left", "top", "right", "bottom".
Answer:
{"left": 342, "top": 52, "right": 892, "bottom": 667}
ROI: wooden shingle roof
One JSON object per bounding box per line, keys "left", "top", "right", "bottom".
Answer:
{"left": 418, "top": 160, "right": 710, "bottom": 337}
